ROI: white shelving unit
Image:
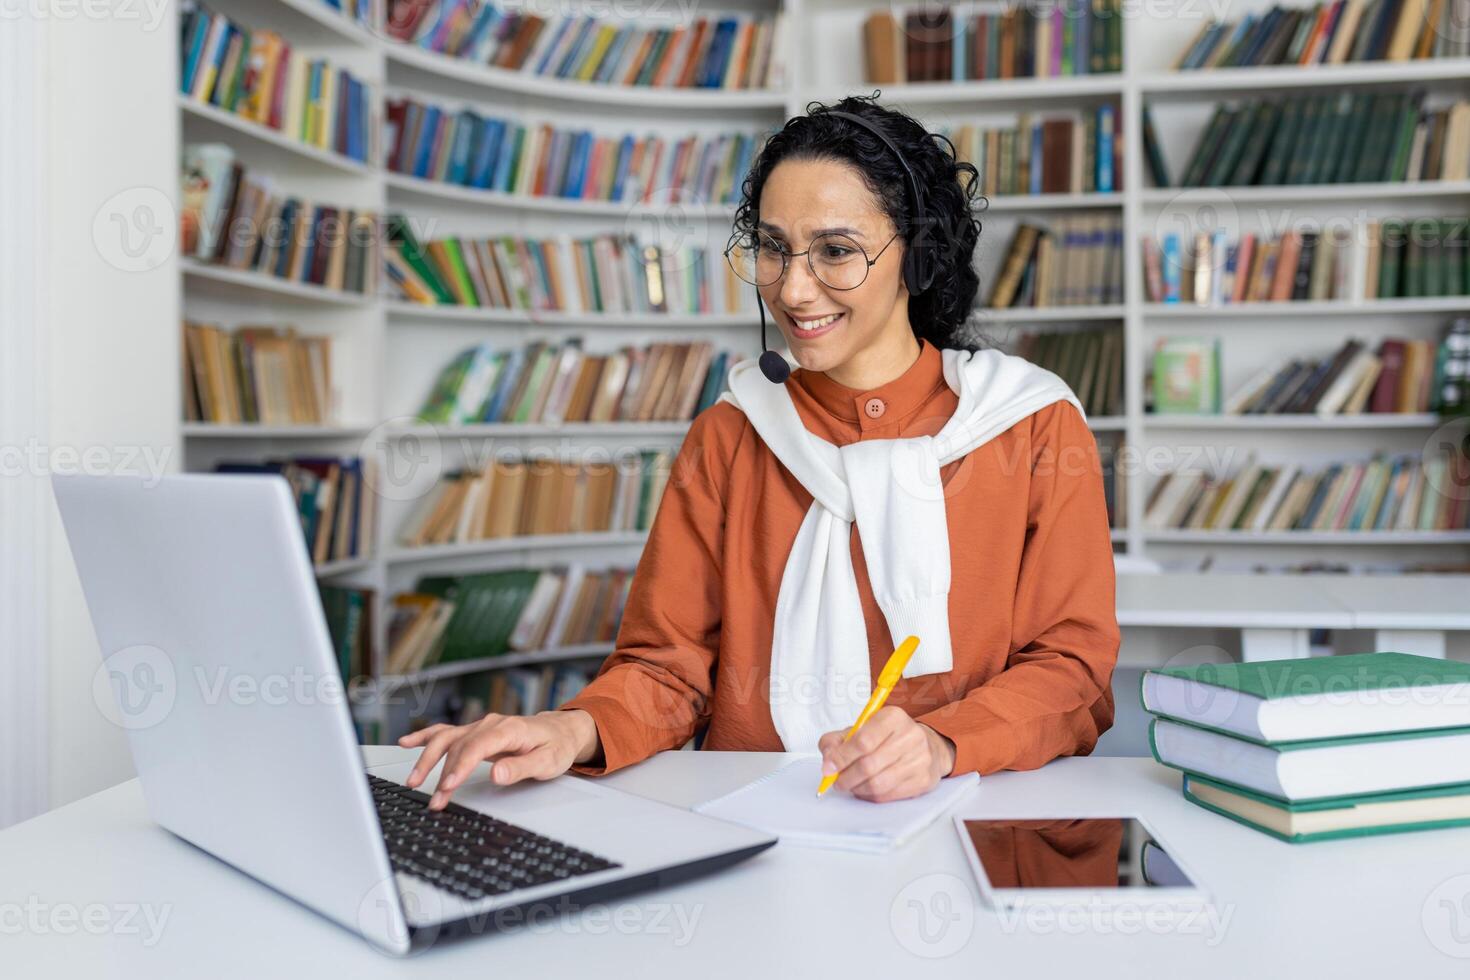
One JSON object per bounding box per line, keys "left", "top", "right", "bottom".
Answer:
{"left": 181, "top": 0, "right": 1470, "bottom": 733}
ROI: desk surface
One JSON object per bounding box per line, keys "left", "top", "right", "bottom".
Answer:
{"left": 4, "top": 747, "right": 1469, "bottom": 978}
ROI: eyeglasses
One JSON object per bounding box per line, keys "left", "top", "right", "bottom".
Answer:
{"left": 724, "top": 228, "right": 901, "bottom": 291}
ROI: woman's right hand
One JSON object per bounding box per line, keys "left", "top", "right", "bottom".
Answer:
{"left": 397, "top": 708, "right": 601, "bottom": 810}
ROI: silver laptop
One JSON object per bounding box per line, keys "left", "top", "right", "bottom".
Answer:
{"left": 52, "top": 472, "right": 775, "bottom": 954}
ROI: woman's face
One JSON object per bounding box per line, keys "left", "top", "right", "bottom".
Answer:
{"left": 755, "top": 158, "right": 912, "bottom": 377}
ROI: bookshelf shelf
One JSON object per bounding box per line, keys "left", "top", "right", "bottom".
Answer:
{"left": 373, "top": 642, "right": 615, "bottom": 690}
{"left": 1143, "top": 298, "right": 1470, "bottom": 319}
{"left": 384, "top": 45, "right": 791, "bottom": 110}
{"left": 1144, "top": 413, "right": 1444, "bottom": 429}
{"left": 1137, "top": 58, "right": 1470, "bottom": 99}
{"left": 980, "top": 191, "right": 1122, "bottom": 212}
{"left": 1089, "top": 416, "right": 1127, "bottom": 431}
{"left": 976, "top": 304, "right": 1126, "bottom": 323}
{"left": 178, "top": 96, "right": 375, "bottom": 176}
{"left": 818, "top": 74, "right": 1125, "bottom": 108}
{"left": 181, "top": 423, "right": 373, "bottom": 438}
{"left": 314, "top": 556, "right": 374, "bottom": 578}
{"left": 1145, "top": 530, "right": 1470, "bottom": 545}
{"left": 384, "top": 302, "right": 759, "bottom": 329}
{"left": 182, "top": 259, "right": 379, "bottom": 307}
{"left": 385, "top": 421, "right": 691, "bottom": 438}
{"left": 383, "top": 172, "right": 740, "bottom": 218}
{"left": 1139, "top": 180, "right": 1470, "bottom": 207}
{"left": 385, "top": 531, "right": 651, "bottom": 565}
{"left": 271, "top": 0, "right": 378, "bottom": 46}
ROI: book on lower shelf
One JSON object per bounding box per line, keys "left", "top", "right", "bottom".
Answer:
{"left": 1013, "top": 324, "right": 1123, "bottom": 417}
{"left": 1144, "top": 651, "right": 1470, "bottom": 842}
{"left": 385, "top": 565, "right": 632, "bottom": 677}
{"left": 213, "top": 455, "right": 376, "bottom": 565}
{"left": 320, "top": 584, "right": 375, "bottom": 685}
{"left": 984, "top": 215, "right": 1124, "bottom": 308}
{"left": 183, "top": 320, "right": 337, "bottom": 425}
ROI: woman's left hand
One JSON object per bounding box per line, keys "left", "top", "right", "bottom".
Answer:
{"left": 816, "top": 706, "right": 958, "bottom": 802}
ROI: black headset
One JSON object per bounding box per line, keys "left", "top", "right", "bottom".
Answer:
{"left": 755, "top": 109, "right": 941, "bottom": 384}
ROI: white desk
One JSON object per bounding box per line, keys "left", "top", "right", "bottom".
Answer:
{"left": 1116, "top": 573, "right": 1470, "bottom": 662}
{"left": 4, "top": 747, "right": 1469, "bottom": 978}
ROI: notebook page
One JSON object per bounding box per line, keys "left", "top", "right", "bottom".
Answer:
{"left": 693, "top": 755, "right": 980, "bottom": 852}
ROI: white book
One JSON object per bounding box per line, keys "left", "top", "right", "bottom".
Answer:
{"left": 693, "top": 755, "right": 979, "bottom": 854}
{"left": 509, "top": 570, "right": 565, "bottom": 651}
{"left": 1250, "top": 464, "right": 1298, "bottom": 531}
{"left": 1314, "top": 348, "right": 1376, "bottom": 416}
{"left": 1223, "top": 363, "right": 1284, "bottom": 414}
{"left": 543, "top": 564, "right": 587, "bottom": 649}
{"left": 1211, "top": 457, "right": 1262, "bottom": 530}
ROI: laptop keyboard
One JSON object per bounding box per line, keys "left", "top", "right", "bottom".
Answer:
{"left": 368, "top": 774, "right": 621, "bottom": 902}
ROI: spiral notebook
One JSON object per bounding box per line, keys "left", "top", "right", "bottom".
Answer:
{"left": 692, "top": 755, "right": 980, "bottom": 854}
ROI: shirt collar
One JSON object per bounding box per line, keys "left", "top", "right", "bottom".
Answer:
{"left": 792, "top": 337, "right": 946, "bottom": 428}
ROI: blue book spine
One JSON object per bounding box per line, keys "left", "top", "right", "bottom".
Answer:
{"left": 565, "top": 132, "right": 591, "bottom": 199}
{"left": 1097, "top": 104, "right": 1115, "bottom": 193}
{"left": 1162, "top": 233, "right": 1181, "bottom": 303}
{"left": 532, "top": 17, "right": 574, "bottom": 75}
{"left": 463, "top": 5, "right": 500, "bottom": 59}
{"left": 555, "top": 19, "right": 596, "bottom": 79}
{"left": 447, "top": 111, "right": 479, "bottom": 185}
{"left": 469, "top": 118, "right": 502, "bottom": 188}
{"left": 595, "top": 28, "right": 632, "bottom": 84}
{"left": 493, "top": 124, "right": 521, "bottom": 193}
{"left": 344, "top": 77, "right": 361, "bottom": 162}
{"left": 482, "top": 346, "right": 526, "bottom": 421}
{"left": 610, "top": 135, "right": 635, "bottom": 202}
{"left": 953, "top": 13, "right": 964, "bottom": 80}
{"left": 413, "top": 107, "right": 441, "bottom": 178}
{"left": 1030, "top": 122, "right": 1043, "bottom": 195}
{"left": 181, "top": 10, "right": 211, "bottom": 94}
{"left": 701, "top": 20, "right": 735, "bottom": 87}
{"left": 273, "top": 200, "right": 297, "bottom": 277}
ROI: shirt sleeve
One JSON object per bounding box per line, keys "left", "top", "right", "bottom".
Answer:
{"left": 557, "top": 405, "right": 737, "bottom": 776}
{"left": 917, "top": 400, "right": 1120, "bottom": 776}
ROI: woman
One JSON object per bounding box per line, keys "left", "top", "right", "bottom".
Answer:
{"left": 403, "top": 95, "right": 1120, "bottom": 807}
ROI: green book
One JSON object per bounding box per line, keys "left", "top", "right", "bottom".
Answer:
{"left": 1151, "top": 338, "right": 1219, "bottom": 414}
{"left": 1142, "top": 650, "right": 1470, "bottom": 742}
{"left": 1182, "top": 773, "right": 1470, "bottom": 844}
{"left": 388, "top": 215, "right": 456, "bottom": 304}
{"left": 1149, "top": 715, "right": 1470, "bottom": 802}
{"left": 440, "top": 239, "right": 480, "bottom": 307}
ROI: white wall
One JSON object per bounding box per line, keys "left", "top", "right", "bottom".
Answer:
{"left": 41, "top": 7, "right": 179, "bottom": 811}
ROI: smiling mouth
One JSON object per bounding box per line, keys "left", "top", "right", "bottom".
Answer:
{"left": 786, "top": 311, "right": 845, "bottom": 335}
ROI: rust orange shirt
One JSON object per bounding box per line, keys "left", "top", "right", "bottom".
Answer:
{"left": 560, "top": 337, "right": 1120, "bottom": 777}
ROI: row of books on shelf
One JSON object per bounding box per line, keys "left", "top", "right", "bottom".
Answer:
{"left": 386, "top": 222, "right": 753, "bottom": 316}
{"left": 397, "top": 453, "right": 671, "bottom": 550}
{"left": 1144, "top": 652, "right": 1470, "bottom": 843}
{"left": 861, "top": 3, "right": 1123, "bottom": 83}
{"left": 215, "top": 455, "right": 376, "bottom": 564}
{"left": 386, "top": 565, "right": 630, "bottom": 676}
{"left": 321, "top": 584, "right": 374, "bottom": 684}
{"left": 384, "top": 97, "right": 762, "bottom": 205}
{"left": 179, "top": 1, "right": 377, "bottom": 164}
{"left": 321, "top": 0, "right": 378, "bottom": 30}
{"left": 180, "top": 144, "right": 381, "bottom": 296}
{"left": 1143, "top": 219, "right": 1470, "bottom": 306}
{"left": 183, "top": 321, "right": 336, "bottom": 425}
{"left": 1148, "top": 92, "right": 1470, "bottom": 189}
{"left": 1149, "top": 324, "right": 1470, "bottom": 416}
{"left": 1098, "top": 434, "right": 1127, "bottom": 530}
{"left": 1143, "top": 449, "right": 1470, "bottom": 533}
{"left": 418, "top": 339, "right": 730, "bottom": 426}
{"left": 985, "top": 216, "right": 1123, "bottom": 308}
{"left": 1173, "top": 0, "right": 1470, "bottom": 70}
{"left": 385, "top": 0, "right": 788, "bottom": 91}
{"left": 1013, "top": 325, "right": 1123, "bottom": 417}
{"left": 939, "top": 106, "right": 1119, "bottom": 197}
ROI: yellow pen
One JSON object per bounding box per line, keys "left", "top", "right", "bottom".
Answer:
{"left": 816, "top": 635, "right": 921, "bottom": 797}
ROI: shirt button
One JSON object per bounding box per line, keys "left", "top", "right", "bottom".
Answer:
{"left": 864, "top": 397, "right": 886, "bottom": 419}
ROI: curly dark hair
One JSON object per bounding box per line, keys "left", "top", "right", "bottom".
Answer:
{"left": 730, "top": 92, "right": 987, "bottom": 351}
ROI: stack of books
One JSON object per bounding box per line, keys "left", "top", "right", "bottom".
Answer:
{"left": 938, "top": 106, "right": 1120, "bottom": 196}
{"left": 183, "top": 321, "right": 334, "bottom": 425}
{"left": 1171, "top": 3, "right": 1470, "bottom": 69}
{"left": 984, "top": 216, "right": 1124, "bottom": 308}
{"left": 385, "top": 565, "right": 632, "bottom": 676}
{"left": 1143, "top": 449, "right": 1470, "bottom": 533}
{"left": 384, "top": 97, "right": 764, "bottom": 205}
{"left": 416, "top": 339, "right": 730, "bottom": 426}
{"left": 384, "top": 2, "right": 788, "bottom": 91}
{"left": 1143, "top": 651, "right": 1470, "bottom": 842}
{"left": 179, "top": 1, "right": 377, "bottom": 163}
{"left": 1013, "top": 325, "right": 1123, "bottom": 417}
{"left": 860, "top": 3, "right": 1123, "bottom": 83}
{"left": 319, "top": 584, "right": 374, "bottom": 684}
{"left": 213, "top": 456, "right": 376, "bottom": 566}
{"left": 1142, "top": 218, "right": 1470, "bottom": 306}
{"left": 385, "top": 217, "right": 753, "bottom": 316}
{"left": 1161, "top": 93, "right": 1470, "bottom": 188}
{"left": 180, "top": 144, "right": 380, "bottom": 295}
{"left": 396, "top": 452, "right": 671, "bottom": 549}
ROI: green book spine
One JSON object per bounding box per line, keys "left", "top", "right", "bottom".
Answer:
{"left": 1383, "top": 94, "right": 1420, "bottom": 183}
{"left": 1285, "top": 95, "right": 1323, "bottom": 185}
{"left": 1181, "top": 105, "right": 1233, "bottom": 187}
{"left": 1204, "top": 102, "right": 1259, "bottom": 187}
{"left": 1378, "top": 219, "right": 1405, "bottom": 298}
{"left": 1228, "top": 101, "right": 1280, "bottom": 186}
{"left": 510, "top": 347, "right": 554, "bottom": 423}
{"left": 1330, "top": 93, "right": 1372, "bottom": 184}
{"left": 441, "top": 239, "right": 480, "bottom": 307}
{"left": 389, "top": 215, "right": 456, "bottom": 304}
{"left": 1258, "top": 98, "right": 1303, "bottom": 186}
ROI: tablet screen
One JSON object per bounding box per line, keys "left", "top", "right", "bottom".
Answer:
{"left": 960, "top": 818, "right": 1195, "bottom": 890}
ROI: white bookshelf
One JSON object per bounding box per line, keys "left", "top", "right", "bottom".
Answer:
{"left": 181, "top": 0, "right": 1470, "bottom": 737}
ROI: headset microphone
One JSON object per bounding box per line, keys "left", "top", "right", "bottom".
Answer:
{"left": 756, "top": 292, "right": 791, "bottom": 384}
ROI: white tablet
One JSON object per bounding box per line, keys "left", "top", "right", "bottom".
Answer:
{"left": 953, "top": 815, "right": 1210, "bottom": 909}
